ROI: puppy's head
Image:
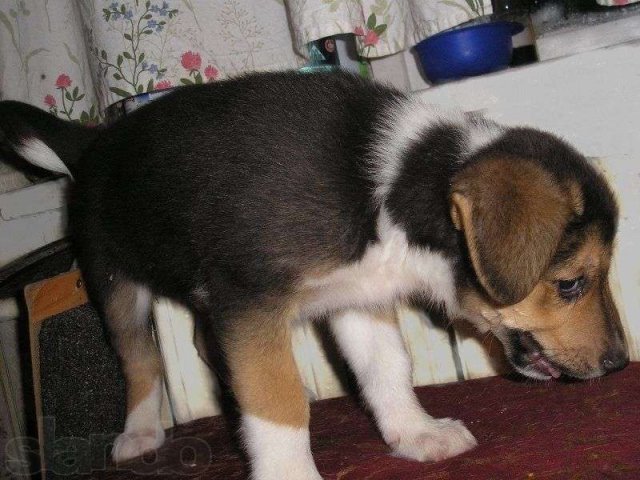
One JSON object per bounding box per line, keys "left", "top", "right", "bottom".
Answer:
{"left": 451, "top": 128, "right": 627, "bottom": 380}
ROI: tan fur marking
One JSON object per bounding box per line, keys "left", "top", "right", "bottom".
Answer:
{"left": 370, "top": 307, "right": 400, "bottom": 325}
{"left": 566, "top": 181, "right": 585, "bottom": 217}
{"left": 451, "top": 156, "right": 574, "bottom": 305}
{"left": 105, "top": 279, "right": 162, "bottom": 413}
{"left": 450, "top": 199, "right": 463, "bottom": 231}
{"left": 225, "top": 303, "right": 308, "bottom": 428}
{"left": 450, "top": 191, "right": 485, "bottom": 291}
{"left": 122, "top": 360, "right": 162, "bottom": 412}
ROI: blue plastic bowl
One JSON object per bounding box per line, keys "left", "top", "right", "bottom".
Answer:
{"left": 415, "top": 21, "right": 523, "bottom": 84}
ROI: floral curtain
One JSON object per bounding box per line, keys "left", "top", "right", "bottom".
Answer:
{"left": 0, "top": 1, "right": 307, "bottom": 124}
{"left": 0, "top": 0, "right": 489, "bottom": 191}
{"left": 0, "top": 0, "right": 491, "bottom": 121}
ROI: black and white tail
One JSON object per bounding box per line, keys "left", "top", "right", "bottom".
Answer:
{"left": 0, "top": 100, "right": 99, "bottom": 179}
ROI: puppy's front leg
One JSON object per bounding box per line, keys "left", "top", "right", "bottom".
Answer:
{"left": 224, "top": 306, "right": 322, "bottom": 480}
{"left": 330, "top": 308, "right": 477, "bottom": 462}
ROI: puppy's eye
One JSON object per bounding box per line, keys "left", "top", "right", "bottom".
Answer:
{"left": 557, "top": 276, "right": 585, "bottom": 300}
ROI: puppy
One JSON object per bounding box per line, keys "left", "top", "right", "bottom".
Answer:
{"left": 0, "top": 71, "right": 627, "bottom": 480}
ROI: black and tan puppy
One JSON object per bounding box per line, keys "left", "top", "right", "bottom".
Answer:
{"left": 0, "top": 71, "right": 628, "bottom": 480}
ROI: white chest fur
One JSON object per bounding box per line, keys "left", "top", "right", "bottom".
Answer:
{"left": 300, "top": 209, "right": 459, "bottom": 320}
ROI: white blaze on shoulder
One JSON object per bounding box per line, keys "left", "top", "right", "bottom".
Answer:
{"left": 370, "top": 96, "right": 504, "bottom": 203}
{"left": 370, "top": 96, "right": 448, "bottom": 202}
{"left": 15, "top": 138, "right": 73, "bottom": 178}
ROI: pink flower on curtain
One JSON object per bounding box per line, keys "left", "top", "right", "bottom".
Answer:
{"left": 204, "top": 65, "right": 219, "bottom": 81}
{"left": 181, "top": 51, "right": 202, "bottom": 71}
{"left": 156, "top": 80, "right": 172, "bottom": 90}
{"left": 44, "top": 94, "right": 56, "bottom": 107}
{"left": 55, "top": 74, "right": 72, "bottom": 89}
{"left": 179, "top": 53, "right": 215, "bottom": 85}
{"left": 354, "top": 14, "right": 387, "bottom": 57}
{"left": 363, "top": 30, "right": 379, "bottom": 47}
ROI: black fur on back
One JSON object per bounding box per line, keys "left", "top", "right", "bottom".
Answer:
{"left": 0, "top": 71, "right": 619, "bottom": 318}
{"left": 68, "top": 72, "right": 403, "bottom": 312}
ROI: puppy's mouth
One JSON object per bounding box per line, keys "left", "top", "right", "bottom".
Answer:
{"left": 505, "top": 329, "right": 563, "bottom": 380}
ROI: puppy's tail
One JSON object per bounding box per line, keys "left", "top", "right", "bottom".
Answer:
{"left": 0, "top": 100, "right": 99, "bottom": 179}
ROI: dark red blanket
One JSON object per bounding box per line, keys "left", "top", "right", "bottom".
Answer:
{"left": 99, "top": 362, "right": 640, "bottom": 479}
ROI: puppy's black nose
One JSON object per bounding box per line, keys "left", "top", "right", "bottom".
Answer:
{"left": 601, "top": 349, "right": 629, "bottom": 373}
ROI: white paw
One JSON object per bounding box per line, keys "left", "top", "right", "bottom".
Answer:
{"left": 389, "top": 417, "right": 477, "bottom": 462}
{"left": 112, "top": 426, "right": 166, "bottom": 462}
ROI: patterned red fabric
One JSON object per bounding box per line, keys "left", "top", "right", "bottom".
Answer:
{"left": 97, "top": 363, "right": 640, "bottom": 479}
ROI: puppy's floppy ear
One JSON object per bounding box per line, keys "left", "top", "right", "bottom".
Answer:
{"left": 450, "top": 156, "right": 577, "bottom": 305}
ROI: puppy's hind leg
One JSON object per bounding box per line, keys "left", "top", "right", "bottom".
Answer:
{"left": 101, "top": 276, "right": 165, "bottom": 462}
{"left": 330, "top": 308, "right": 477, "bottom": 462}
